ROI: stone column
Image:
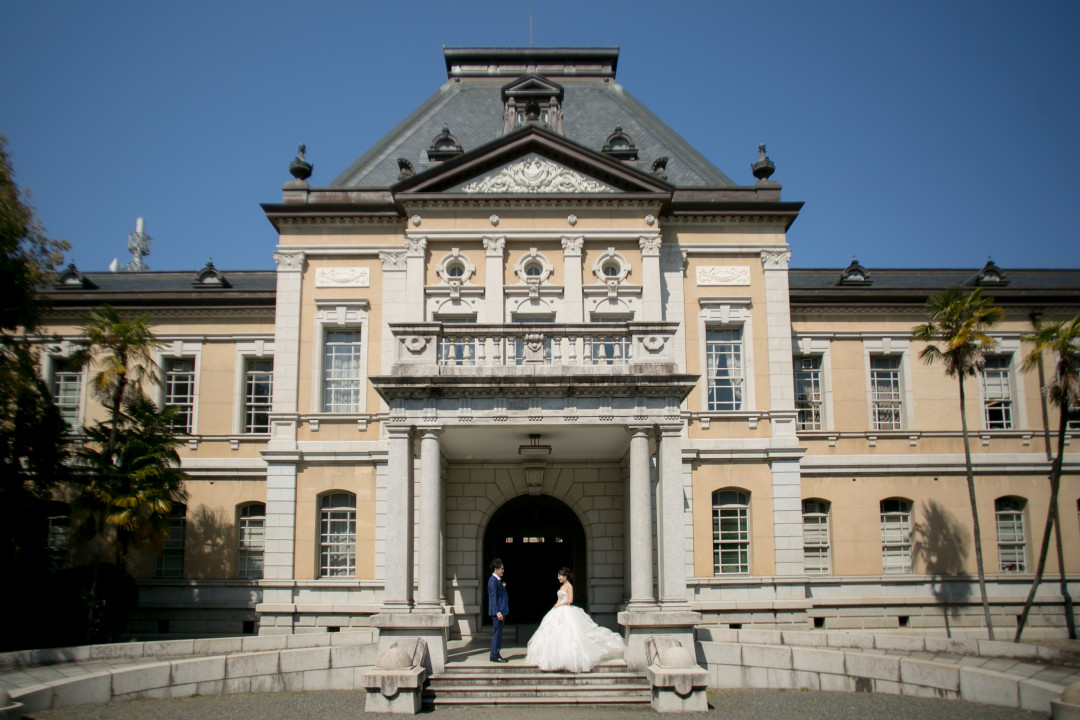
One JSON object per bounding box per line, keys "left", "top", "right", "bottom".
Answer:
{"left": 657, "top": 423, "right": 690, "bottom": 608}
{"left": 761, "top": 249, "right": 805, "bottom": 576}
{"left": 562, "top": 236, "right": 584, "bottom": 322}
{"left": 483, "top": 236, "right": 505, "bottom": 323}
{"left": 627, "top": 425, "right": 655, "bottom": 608}
{"left": 640, "top": 235, "right": 663, "bottom": 321}
{"left": 405, "top": 237, "right": 427, "bottom": 322}
{"left": 415, "top": 426, "right": 443, "bottom": 612}
{"left": 382, "top": 425, "right": 414, "bottom": 610}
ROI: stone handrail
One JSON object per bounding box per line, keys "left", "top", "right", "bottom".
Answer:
{"left": 391, "top": 321, "right": 679, "bottom": 370}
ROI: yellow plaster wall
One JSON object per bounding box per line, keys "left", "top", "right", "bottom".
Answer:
{"left": 692, "top": 461, "right": 775, "bottom": 577}
{"left": 294, "top": 463, "right": 377, "bottom": 580}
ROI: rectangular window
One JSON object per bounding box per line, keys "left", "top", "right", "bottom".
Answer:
{"left": 320, "top": 493, "right": 356, "bottom": 577}
{"left": 243, "top": 360, "right": 273, "bottom": 433}
{"left": 802, "top": 499, "right": 830, "bottom": 574}
{"left": 981, "top": 356, "right": 1013, "bottom": 430}
{"left": 51, "top": 358, "right": 83, "bottom": 431}
{"left": 870, "top": 356, "right": 903, "bottom": 430}
{"left": 794, "top": 356, "right": 823, "bottom": 431}
{"left": 46, "top": 514, "right": 70, "bottom": 571}
{"left": 164, "top": 358, "right": 196, "bottom": 433}
{"left": 706, "top": 328, "right": 744, "bottom": 411}
{"left": 155, "top": 505, "right": 186, "bottom": 579}
{"left": 322, "top": 331, "right": 362, "bottom": 412}
{"left": 880, "top": 499, "right": 912, "bottom": 573}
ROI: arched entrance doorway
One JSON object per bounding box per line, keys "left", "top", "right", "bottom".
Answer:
{"left": 482, "top": 495, "right": 587, "bottom": 625}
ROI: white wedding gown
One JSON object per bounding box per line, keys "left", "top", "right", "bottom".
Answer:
{"left": 525, "top": 589, "right": 626, "bottom": 672}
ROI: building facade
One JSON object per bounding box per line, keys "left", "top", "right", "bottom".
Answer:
{"left": 41, "top": 48, "right": 1080, "bottom": 656}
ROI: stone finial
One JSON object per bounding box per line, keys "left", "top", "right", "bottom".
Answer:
{"left": 397, "top": 158, "right": 415, "bottom": 181}
{"left": 289, "top": 143, "right": 313, "bottom": 182}
{"left": 751, "top": 142, "right": 776, "bottom": 182}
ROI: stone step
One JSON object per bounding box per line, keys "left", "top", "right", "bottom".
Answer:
{"left": 441, "top": 662, "right": 628, "bottom": 674}
{"left": 425, "top": 682, "right": 651, "bottom": 705}
{"left": 430, "top": 673, "right": 647, "bottom": 687}
{"left": 427, "top": 694, "right": 650, "bottom": 706}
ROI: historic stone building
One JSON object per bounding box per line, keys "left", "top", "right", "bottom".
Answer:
{"left": 41, "top": 47, "right": 1079, "bottom": 664}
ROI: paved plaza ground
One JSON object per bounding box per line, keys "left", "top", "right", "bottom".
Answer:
{"left": 23, "top": 687, "right": 1048, "bottom": 719}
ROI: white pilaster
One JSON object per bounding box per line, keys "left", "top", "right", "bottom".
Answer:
{"left": 761, "top": 249, "right": 797, "bottom": 440}
{"left": 657, "top": 423, "right": 690, "bottom": 607}
{"left": 562, "top": 236, "right": 584, "bottom": 322}
{"left": 482, "top": 236, "right": 505, "bottom": 323}
{"left": 405, "top": 237, "right": 427, "bottom": 322}
{"left": 640, "top": 235, "right": 663, "bottom": 321}
{"left": 383, "top": 425, "right": 414, "bottom": 610}
{"left": 416, "top": 426, "right": 443, "bottom": 611}
{"left": 770, "top": 458, "right": 805, "bottom": 576}
{"left": 380, "top": 251, "right": 407, "bottom": 376}
{"left": 263, "top": 462, "right": 298, "bottom": 580}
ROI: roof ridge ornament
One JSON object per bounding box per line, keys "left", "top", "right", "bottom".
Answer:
{"left": 398, "top": 158, "right": 415, "bottom": 181}
{"left": 288, "top": 143, "right": 313, "bottom": 184}
{"left": 651, "top": 157, "right": 669, "bottom": 181}
{"left": 751, "top": 143, "right": 776, "bottom": 184}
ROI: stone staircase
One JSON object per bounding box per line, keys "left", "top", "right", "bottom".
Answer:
{"left": 424, "top": 660, "right": 651, "bottom": 706}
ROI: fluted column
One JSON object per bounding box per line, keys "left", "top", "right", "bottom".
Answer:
{"left": 657, "top": 423, "right": 690, "bottom": 607}
{"left": 627, "top": 425, "right": 655, "bottom": 608}
{"left": 416, "top": 426, "right": 444, "bottom": 611}
{"left": 382, "top": 425, "right": 414, "bottom": 610}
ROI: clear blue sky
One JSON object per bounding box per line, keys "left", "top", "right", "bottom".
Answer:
{"left": 2, "top": 1, "right": 1078, "bottom": 273}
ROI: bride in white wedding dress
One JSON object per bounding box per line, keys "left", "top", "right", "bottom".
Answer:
{"left": 525, "top": 567, "right": 626, "bottom": 672}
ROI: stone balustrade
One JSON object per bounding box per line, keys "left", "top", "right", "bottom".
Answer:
{"left": 390, "top": 322, "right": 679, "bottom": 372}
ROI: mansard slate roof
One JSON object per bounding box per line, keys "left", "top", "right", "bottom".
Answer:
{"left": 332, "top": 47, "right": 735, "bottom": 188}
{"left": 44, "top": 270, "right": 276, "bottom": 308}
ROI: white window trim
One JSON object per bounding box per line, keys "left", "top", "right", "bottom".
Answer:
{"left": 995, "top": 496, "right": 1028, "bottom": 573}
{"left": 793, "top": 335, "right": 833, "bottom": 431}
{"left": 977, "top": 337, "right": 1027, "bottom": 431}
{"left": 880, "top": 498, "right": 913, "bottom": 574}
{"left": 43, "top": 340, "right": 87, "bottom": 432}
{"left": 698, "top": 298, "right": 755, "bottom": 412}
{"left": 712, "top": 488, "right": 751, "bottom": 575}
{"left": 311, "top": 300, "right": 370, "bottom": 415}
{"left": 802, "top": 498, "right": 831, "bottom": 575}
{"left": 862, "top": 338, "right": 913, "bottom": 431}
{"left": 232, "top": 340, "right": 275, "bottom": 434}
{"left": 157, "top": 340, "right": 203, "bottom": 435}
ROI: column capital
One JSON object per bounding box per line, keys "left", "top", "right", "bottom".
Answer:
{"left": 483, "top": 235, "right": 505, "bottom": 257}
{"left": 387, "top": 424, "right": 413, "bottom": 440}
{"left": 561, "top": 235, "right": 584, "bottom": 256}
{"left": 627, "top": 423, "right": 653, "bottom": 438}
{"left": 273, "top": 251, "right": 307, "bottom": 272}
{"left": 417, "top": 425, "right": 443, "bottom": 439}
{"left": 380, "top": 250, "right": 407, "bottom": 271}
{"left": 405, "top": 236, "right": 427, "bottom": 257}
{"left": 639, "top": 234, "right": 662, "bottom": 257}
{"left": 761, "top": 249, "right": 791, "bottom": 270}
{"left": 657, "top": 422, "right": 684, "bottom": 437}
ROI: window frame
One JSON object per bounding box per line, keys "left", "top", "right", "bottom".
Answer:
{"left": 155, "top": 503, "right": 187, "bottom": 579}
{"left": 311, "top": 301, "right": 370, "bottom": 415}
{"left": 794, "top": 356, "right": 824, "bottom": 431}
{"left": 319, "top": 492, "right": 356, "bottom": 578}
{"left": 880, "top": 497, "right": 913, "bottom": 574}
{"left": 980, "top": 355, "right": 1014, "bottom": 430}
{"left": 48, "top": 355, "right": 85, "bottom": 432}
{"left": 237, "top": 502, "right": 266, "bottom": 579}
{"left": 698, "top": 299, "right": 755, "bottom": 413}
{"left": 802, "top": 498, "right": 831, "bottom": 575}
{"left": 712, "top": 489, "right": 750, "bottom": 575}
{"left": 232, "top": 339, "right": 275, "bottom": 434}
{"left": 862, "top": 338, "right": 913, "bottom": 432}
{"left": 157, "top": 341, "right": 202, "bottom": 435}
{"left": 995, "top": 496, "right": 1027, "bottom": 573}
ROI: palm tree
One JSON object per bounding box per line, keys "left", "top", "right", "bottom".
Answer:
{"left": 1015, "top": 315, "right": 1080, "bottom": 641}
{"left": 913, "top": 287, "right": 1003, "bottom": 640}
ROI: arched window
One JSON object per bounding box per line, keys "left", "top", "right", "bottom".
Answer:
{"left": 237, "top": 502, "right": 266, "bottom": 579}
{"left": 712, "top": 490, "right": 749, "bottom": 574}
{"left": 802, "top": 499, "right": 831, "bottom": 574}
{"left": 995, "top": 497, "right": 1027, "bottom": 573}
{"left": 880, "top": 498, "right": 912, "bottom": 574}
{"left": 320, "top": 493, "right": 356, "bottom": 577}
{"left": 156, "top": 503, "right": 187, "bottom": 578}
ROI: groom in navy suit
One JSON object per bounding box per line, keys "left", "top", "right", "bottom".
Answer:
{"left": 488, "top": 558, "right": 509, "bottom": 662}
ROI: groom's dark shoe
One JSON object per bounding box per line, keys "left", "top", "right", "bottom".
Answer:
{"left": 490, "top": 657, "right": 508, "bottom": 663}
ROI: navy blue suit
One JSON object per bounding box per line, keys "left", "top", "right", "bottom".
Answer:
{"left": 488, "top": 573, "right": 509, "bottom": 660}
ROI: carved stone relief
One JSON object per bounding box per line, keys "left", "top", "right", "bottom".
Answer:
{"left": 315, "top": 267, "right": 370, "bottom": 288}
{"left": 696, "top": 266, "right": 751, "bottom": 286}
{"left": 460, "top": 155, "right": 616, "bottom": 194}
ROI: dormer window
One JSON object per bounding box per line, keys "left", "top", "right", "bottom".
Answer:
{"left": 977, "top": 257, "right": 1008, "bottom": 286}
{"left": 427, "top": 127, "right": 464, "bottom": 162}
{"left": 194, "top": 260, "right": 230, "bottom": 288}
{"left": 54, "top": 263, "right": 96, "bottom": 289}
{"left": 502, "top": 74, "right": 565, "bottom": 135}
{"left": 839, "top": 257, "right": 871, "bottom": 285}
{"left": 601, "top": 126, "right": 638, "bottom": 161}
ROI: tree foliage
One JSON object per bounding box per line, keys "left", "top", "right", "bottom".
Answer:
{"left": 1015, "top": 314, "right": 1080, "bottom": 641}
{"left": 0, "top": 134, "right": 69, "bottom": 334}
{"left": 912, "top": 287, "right": 1003, "bottom": 640}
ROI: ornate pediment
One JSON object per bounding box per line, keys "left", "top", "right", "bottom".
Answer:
{"left": 454, "top": 154, "right": 617, "bottom": 194}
